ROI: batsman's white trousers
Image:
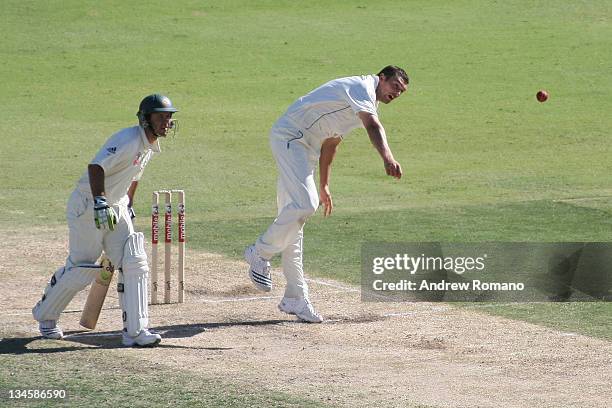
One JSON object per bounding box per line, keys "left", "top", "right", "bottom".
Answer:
{"left": 67, "top": 189, "right": 135, "bottom": 268}
{"left": 256, "top": 129, "right": 320, "bottom": 299}
{"left": 32, "top": 189, "right": 136, "bottom": 321}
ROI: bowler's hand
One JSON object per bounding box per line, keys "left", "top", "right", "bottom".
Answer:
{"left": 128, "top": 205, "right": 136, "bottom": 220}
{"left": 320, "top": 185, "right": 333, "bottom": 217}
{"left": 93, "top": 196, "right": 118, "bottom": 230}
{"left": 384, "top": 159, "right": 402, "bottom": 179}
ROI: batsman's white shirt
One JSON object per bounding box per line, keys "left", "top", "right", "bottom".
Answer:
{"left": 33, "top": 125, "right": 160, "bottom": 322}
{"left": 76, "top": 125, "right": 160, "bottom": 205}
{"left": 257, "top": 75, "right": 380, "bottom": 299}
{"left": 70, "top": 125, "right": 160, "bottom": 267}
{"left": 272, "top": 74, "right": 379, "bottom": 153}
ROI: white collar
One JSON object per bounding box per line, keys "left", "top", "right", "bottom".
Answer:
{"left": 139, "top": 125, "right": 161, "bottom": 153}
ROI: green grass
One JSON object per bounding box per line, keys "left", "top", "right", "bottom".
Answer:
{"left": 0, "top": 341, "right": 329, "bottom": 407}
{"left": 1, "top": 1, "right": 611, "bottom": 397}
{"left": 465, "top": 302, "right": 612, "bottom": 341}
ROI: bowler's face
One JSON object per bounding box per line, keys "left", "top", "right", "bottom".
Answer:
{"left": 376, "top": 74, "right": 408, "bottom": 104}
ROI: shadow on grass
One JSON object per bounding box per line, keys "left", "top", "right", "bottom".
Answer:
{"left": 0, "top": 319, "right": 291, "bottom": 355}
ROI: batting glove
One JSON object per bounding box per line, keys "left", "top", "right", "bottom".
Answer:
{"left": 93, "top": 196, "right": 118, "bottom": 230}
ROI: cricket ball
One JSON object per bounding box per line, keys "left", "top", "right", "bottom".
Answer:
{"left": 536, "top": 90, "right": 549, "bottom": 102}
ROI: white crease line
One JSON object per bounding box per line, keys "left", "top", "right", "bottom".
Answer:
{"left": 305, "top": 277, "right": 360, "bottom": 292}
{"left": 383, "top": 312, "right": 417, "bottom": 318}
{"left": 4, "top": 288, "right": 357, "bottom": 316}
{"left": 189, "top": 289, "right": 356, "bottom": 304}
{"left": 195, "top": 295, "right": 282, "bottom": 303}
{"left": 6, "top": 272, "right": 359, "bottom": 316}
{"left": 260, "top": 269, "right": 359, "bottom": 293}
{"left": 5, "top": 277, "right": 358, "bottom": 317}
{"left": 64, "top": 332, "right": 119, "bottom": 339}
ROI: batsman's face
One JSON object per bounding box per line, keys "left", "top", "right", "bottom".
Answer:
{"left": 149, "top": 112, "right": 175, "bottom": 136}
{"left": 376, "top": 74, "right": 408, "bottom": 104}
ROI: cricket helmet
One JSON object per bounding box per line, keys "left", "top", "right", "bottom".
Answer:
{"left": 137, "top": 94, "right": 178, "bottom": 126}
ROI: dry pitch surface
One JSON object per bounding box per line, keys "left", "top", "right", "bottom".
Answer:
{"left": 1, "top": 227, "right": 611, "bottom": 407}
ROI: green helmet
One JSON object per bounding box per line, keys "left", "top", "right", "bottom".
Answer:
{"left": 137, "top": 94, "right": 178, "bottom": 126}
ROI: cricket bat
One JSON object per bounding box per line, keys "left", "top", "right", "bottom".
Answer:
{"left": 80, "top": 256, "right": 115, "bottom": 329}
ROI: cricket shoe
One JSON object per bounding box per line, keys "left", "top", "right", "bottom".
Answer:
{"left": 39, "top": 320, "right": 64, "bottom": 340}
{"left": 278, "top": 297, "right": 323, "bottom": 323}
{"left": 244, "top": 245, "right": 272, "bottom": 292}
{"left": 122, "top": 329, "right": 162, "bottom": 347}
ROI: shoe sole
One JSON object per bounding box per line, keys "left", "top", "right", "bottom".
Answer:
{"left": 40, "top": 329, "right": 64, "bottom": 340}
{"left": 122, "top": 338, "right": 162, "bottom": 348}
{"left": 41, "top": 334, "right": 64, "bottom": 340}
{"left": 278, "top": 304, "right": 323, "bottom": 323}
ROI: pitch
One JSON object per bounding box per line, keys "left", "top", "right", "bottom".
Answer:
{"left": 1, "top": 0, "right": 611, "bottom": 406}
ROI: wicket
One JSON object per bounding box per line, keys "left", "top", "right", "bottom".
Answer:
{"left": 151, "top": 190, "right": 185, "bottom": 304}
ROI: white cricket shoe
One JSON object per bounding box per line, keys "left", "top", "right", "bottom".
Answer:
{"left": 244, "top": 245, "right": 272, "bottom": 292}
{"left": 122, "top": 329, "right": 162, "bottom": 347}
{"left": 278, "top": 297, "right": 323, "bottom": 323}
{"left": 39, "top": 320, "right": 64, "bottom": 339}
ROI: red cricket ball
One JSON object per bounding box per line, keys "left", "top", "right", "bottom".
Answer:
{"left": 536, "top": 90, "right": 549, "bottom": 102}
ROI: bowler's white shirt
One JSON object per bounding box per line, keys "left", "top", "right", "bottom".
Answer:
{"left": 272, "top": 75, "right": 379, "bottom": 151}
{"left": 77, "top": 125, "right": 160, "bottom": 205}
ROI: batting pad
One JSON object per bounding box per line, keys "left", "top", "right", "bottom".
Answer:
{"left": 32, "top": 263, "right": 101, "bottom": 321}
{"left": 118, "top": 232, "right": 150, "bottom": 336}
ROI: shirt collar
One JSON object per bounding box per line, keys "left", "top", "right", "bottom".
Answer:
{"left": 372, "top": 75, "right": 380, "bottom": 108}
{"left": 139, "top": 125, "right": 161, "bottom": 153}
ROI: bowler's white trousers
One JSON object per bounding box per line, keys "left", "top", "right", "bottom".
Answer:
{"left": 32, "top": 189, "right": 134, "bottom": 321}
{"left": 256, "top": 129, "right": 320, "bottom": 299}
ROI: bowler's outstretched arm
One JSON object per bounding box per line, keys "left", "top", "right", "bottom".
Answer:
{"left": 358, "top": 112, "right": 402, "bottom": 179}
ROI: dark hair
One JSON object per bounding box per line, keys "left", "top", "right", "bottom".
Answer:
{"left": 377, "top": 65, "right": 409, "bottom": 84}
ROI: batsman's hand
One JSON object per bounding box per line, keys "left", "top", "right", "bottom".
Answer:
{"left": 320, "top": 185, "right": 333, "bottom": 217}
{"left": 384, "top": 159, "right": 402, "bottom": 179}
{"left": 93, "top": 196, "right": 118, "bottom": 230}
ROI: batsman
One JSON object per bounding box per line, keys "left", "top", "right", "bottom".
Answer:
{"left": 32, "top": 94, "right": 178, "bottom": 347}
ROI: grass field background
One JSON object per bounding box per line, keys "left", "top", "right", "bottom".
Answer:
{"left": 1, "top": 0, "right": 611, "bottom": 365}
{"left": 0, "top": 341, "right": 328, "bottom": 408}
